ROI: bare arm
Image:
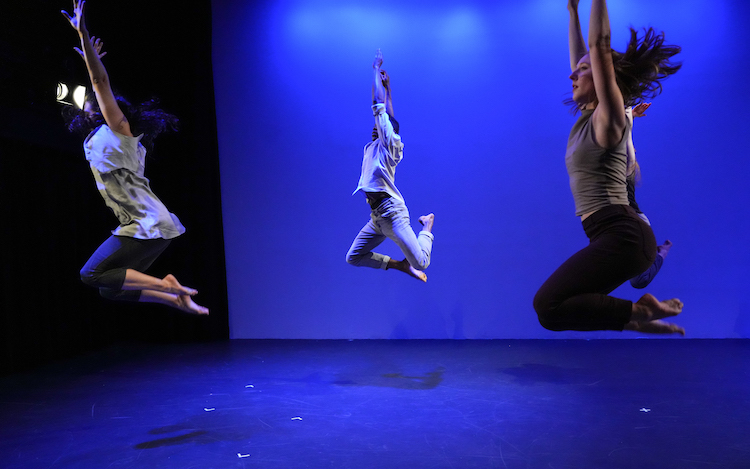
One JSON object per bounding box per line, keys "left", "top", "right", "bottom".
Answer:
{"left": 588, "top": 0, "right": 626, "bottom": 149}
{"left": 62, "top": 0, "right": 132, "bottom": 137}
{"left": 382, "top": 70, "right": 394, "bottom": 117}
{"left": 372, "top": 49, "right": 386, "bottom": 105}
{"left": 568, "top": 0, "right": 587, "bottom": 72}
{"left": 370, "top": 50, "right": 401, "bottom": 150}
{"left": 372, "top": 50, "right": 394, "bottom": 116}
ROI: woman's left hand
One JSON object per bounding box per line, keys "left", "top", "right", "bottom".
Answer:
{"left": 74, "top": 35, "right": 106, "bottom": 60}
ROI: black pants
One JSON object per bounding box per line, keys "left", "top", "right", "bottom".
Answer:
{"left": 534, "top": 204, "right": 656, "bottom": 331}
{"left": 80, "top": 235, "right": 171, "bottom": 302}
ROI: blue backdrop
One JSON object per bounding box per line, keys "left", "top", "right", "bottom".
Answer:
{"left": 212, "top": 0, "right": 750, "bottom": 339}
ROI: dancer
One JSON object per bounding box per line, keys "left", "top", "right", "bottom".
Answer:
{"left": 346, "top": 49, "right": 435, "bottom": 282}
{"left": 533, "top": 0, "right": 682, "bottom": 334}
{"left": 625, "top": 103, "right": 673, "bottom": 289}
{"left": 570, "top": 0, "right": 671, "bottom": 291}
{"left": 62, "top": 0, "right": 208, "bottom": 314}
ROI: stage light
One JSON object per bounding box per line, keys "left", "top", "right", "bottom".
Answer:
{"left": 56, "top": 82, "right": 87, "bottom": 109}
{"left": 56, "top": 83, "right": 69, "bottom": 103}
{"left": 73, "top": 86, "right": 86, "bottom": 109}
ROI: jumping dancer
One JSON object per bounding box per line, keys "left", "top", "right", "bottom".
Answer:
{"left": 572, "top": 4, "right": 674, "bottom": 290}
{"left": 346, "top": 49, "right": 435, "bottom": 282}
{"left": 62, "top": 0, "right": 208, "bottom": 314}
{"left": 533, "top": 0, "right": 682, "bottom": 334}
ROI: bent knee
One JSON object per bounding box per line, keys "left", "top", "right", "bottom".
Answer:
{"left": 534, "top": 310, "right": 558, "bottom": 331}
{"left": 533, "top": 293, "right": 561, "bottom": 331}
{"left": 346, "top": 252, "right": 360, "bottom": 266}
{"left": 532, "top": 290, "right": 549, "bottom": 317}
{"left": 80, "top": 268, "right": 99, "bottom": 287}
{"left": 407, "top": 254, "right": 429, "bottom": 271}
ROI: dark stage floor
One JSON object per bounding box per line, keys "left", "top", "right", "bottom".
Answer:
{"left": 1, "top": 339, "right": 749, "bottom": 468}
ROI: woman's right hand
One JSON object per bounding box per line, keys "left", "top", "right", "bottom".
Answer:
{"left": 61, "top": 0, "right": 87, "bottom": 36}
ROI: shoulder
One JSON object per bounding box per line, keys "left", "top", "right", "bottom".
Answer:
{"left": 109, "top": 125, "right": 145, "bottom": 142}
{"left": 88, "top": 124, "right": 145, "bottom": 153}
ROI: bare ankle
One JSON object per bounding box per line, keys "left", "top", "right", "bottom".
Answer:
{"left": 418, "top": 214, "right": 435, "bottom": 232}
{"left": 630, "top": 302, "right": 650, "bottom": 323}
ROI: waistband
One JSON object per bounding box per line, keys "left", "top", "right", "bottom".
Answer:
{"left": 581, "top": 204, "right": 645, "bottom": 239}
{"left": 365, "top": 192, "right": 391, "bottom": 210}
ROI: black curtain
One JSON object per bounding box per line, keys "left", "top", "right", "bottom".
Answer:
{"left": 0, "top": 0, "right": 229, "bottom": 374}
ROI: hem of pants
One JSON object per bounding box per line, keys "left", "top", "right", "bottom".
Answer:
{"left": 418, "top": 230, "right": 434, "bottom": 242}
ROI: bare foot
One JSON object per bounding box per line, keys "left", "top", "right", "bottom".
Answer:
{"left": 657, "top": 240, "right": 673, "bottom": 259}
{"left": 632, "top": 293, "right": 683, "bottom": 322}
{"left": 176, "top": 294, "right": 209, "bottom": 315}
{"left": 418, "top": 213, "right": 435, "bottom": 232}
{"left": 389, "top": 258, "right": 427, "bottom": 282}
{"left": 162, "top": 274, "right": 198, "bottom": 296}
{"left": 624, "top": 319, "right": 684, "bottom": 335}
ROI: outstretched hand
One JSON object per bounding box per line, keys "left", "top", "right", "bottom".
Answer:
{"left": 74, "top": 35, "right": 106, "bottom": 60}
{"left": 373, "top": 48, "right": 383, "bottom": 69}
{"left": 567, "top": 0, "right": 580, "bottom": 12}
{"left": 633, "top": 102, "right": 652, "bottom": 118}
{"left": 62, "top": 0, "right": 88, "bottom": 35}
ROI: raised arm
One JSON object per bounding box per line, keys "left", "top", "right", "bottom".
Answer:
{"left": 381, "top": 70, "right": 395, "bottom": 117}
{"left": 568, "top": 0, "right": 587, "bottom": 72}
{"left": 588, "top": 0, "right": 626, "bottom": 149}
{"left": 372, "top": 49, "right": 386, "bottom": 106}
{"left": 62, "top": 0, "right": 132, "bottom": 137}
{"left": 372, "top": 49, "right": 395, "bottom": 117}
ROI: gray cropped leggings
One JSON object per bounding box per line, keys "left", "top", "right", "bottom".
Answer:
{"left": 80, "top": 235, "right": 171, "bottom": 301}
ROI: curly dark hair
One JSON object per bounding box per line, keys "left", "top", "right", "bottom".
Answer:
{"left": 566, "top": 27, "right": 681, "bottom": 111}
{"left": 63, "top": 92, "right": 179, "bottom": 151}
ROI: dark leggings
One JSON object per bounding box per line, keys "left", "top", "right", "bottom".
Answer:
{"left": 80, "top": 235, "right": 171, "bottom": 302}
{"left": 533, "top": 204, "right": 656, "bottom": 331}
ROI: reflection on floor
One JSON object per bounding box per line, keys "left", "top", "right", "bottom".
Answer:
{"left": 1, "top": 339, "right": 748, "bottom": 468}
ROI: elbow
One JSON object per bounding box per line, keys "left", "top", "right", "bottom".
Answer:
{"left": 91, "top": 74, "right": 109, "bottom": 87}
{"left": 589, "top": 32, "right": 611, "bottom": 50}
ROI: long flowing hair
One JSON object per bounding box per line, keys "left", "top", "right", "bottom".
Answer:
{"left": 566, "top": 27, "right": 682, "bottom": 111}
{"left": 63, "top": 93, "right": 179, "bottom": 151}
{"left": 613, "top": 27, "right": 682, "bottom": 107}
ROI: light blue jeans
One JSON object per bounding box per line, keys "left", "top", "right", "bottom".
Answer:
{"left": 346, "top": 197, "right": 434, "bottom": 270}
